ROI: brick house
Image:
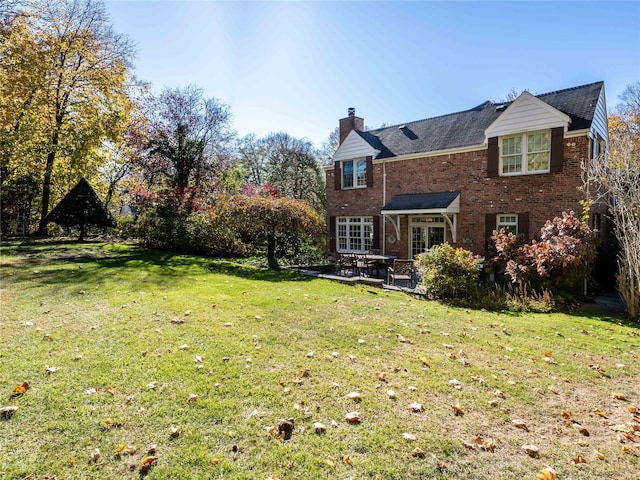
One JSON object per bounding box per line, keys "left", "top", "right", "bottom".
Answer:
{"left": 325, "top": 81, "right": 608, "bottom": 260}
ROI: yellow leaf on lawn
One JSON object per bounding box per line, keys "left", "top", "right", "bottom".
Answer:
{"left": 593, "top": 409, "right": 607, "bottom": 417}
{"left": 594, "top": 450, "right": 605, "bottom": 460}
{"left": 410, "top": 447, "right": 425, "bottom": 458}
{"left": 107, "top": 386, "right": 117, "bottom": 396}
{"left": 451, "top": 403, "right": 464, "bottom": 416}
{"left": 210, "top": 458, "right": 219, "bottom": 465}
{"left": 561, "top": 410, "right": 572, "bottom": 419}
{"left": 612, "top": 392, "right": 627, "bottom": 400}
{"left": 343, "top": 455, "right": 353, "bottom": 465}
{"left": 536, "top": 466, "right": 558, "bottom": 480}
{"left": 12, "top": 382, "right": 30, "bottom": 396}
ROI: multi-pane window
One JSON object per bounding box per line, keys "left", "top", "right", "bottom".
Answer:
{"left": 501, "top": 131, "right": 550, "bottom": 175}
{"left": 337, "top": 217, "right": 373, "bottom": 252}
{"left": 342, "top": 159, "right": 367, "bottom": 188}
{"left": 497, "top": 214, "right": 518, "bottom": 234}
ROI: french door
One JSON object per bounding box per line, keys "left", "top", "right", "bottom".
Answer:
{"left": 410, "top": 216, "right": 445, "bottom": 258}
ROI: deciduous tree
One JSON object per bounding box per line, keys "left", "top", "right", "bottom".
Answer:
{"left": 0, "top": 0, "right": 136, "bottom": 233}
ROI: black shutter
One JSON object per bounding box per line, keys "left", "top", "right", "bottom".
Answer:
{"left": 334, "top": 161, "right": 341, "bottom": 190}
{"left": 550, "top": 127, "right": 564, "bottom": 173}
{"left": 487, "top": 137, "right": 499, "bottom": 177}
{"left": 366, "top": 156, "right": 373, "bottom": 187}
{"left": 372, "top": 215, "right": 380, "bottom": 250}
{"left": 485, "top": 213, "right": 496, "bottom": 242}
{"left": 329, "top": 216, "right": 336, "bottom": 253}
{"left": 518, "top": 212, "right": 530, "bottom": 240}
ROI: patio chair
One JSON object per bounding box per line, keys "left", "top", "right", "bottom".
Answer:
{"left": 338, "top": 253, "right": 358, "bottom": 277}
{"left": 387, "top": 259, "right": 415, "bottom": 288}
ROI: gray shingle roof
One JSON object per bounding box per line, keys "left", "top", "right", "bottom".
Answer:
{"left": 381, "top": 191, "right": 460, "bottom": 212}
{"left": 359, "top": 81, "right": 603, "bottom": 159}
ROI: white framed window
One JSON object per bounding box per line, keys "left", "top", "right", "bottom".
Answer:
{"left": 497, "top": 214, "right": 518, "bottom": 234}
{"left": 337, "top": 216, "right": 373, "bottom": 252}
{"left": 342, "top": 158, "right": 367, "bottom": 189}
{"left": 500, "top": 131, "right": 550, "bottom": 175}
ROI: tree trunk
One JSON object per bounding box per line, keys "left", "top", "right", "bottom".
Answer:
{"left": 37, "top": 130, "right": 59, "bottom": 234}
{"left": 79, "top": 221, "right": 86, "bottom": 242}
{"left": 267, "top": 230, "right": 279, "bottom": 269}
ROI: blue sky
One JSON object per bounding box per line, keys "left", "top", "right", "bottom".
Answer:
{"left": 105, "top": 1, "right": 640, "bottom": 148}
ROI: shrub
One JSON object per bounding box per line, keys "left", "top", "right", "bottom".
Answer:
{"left": 490, "top": 211, "right": 597, "bottom": 293}
{"left": 415, "top": 244, "right": 483, "bottom": 299}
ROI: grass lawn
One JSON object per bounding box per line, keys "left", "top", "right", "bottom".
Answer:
{"left": 0, "top": 239, "right": 638, "bottom": 480}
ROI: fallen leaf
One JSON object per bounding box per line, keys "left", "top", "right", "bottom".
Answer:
{"left": 536, "top": 466, "right": 558, "bottom": 480}
{"left": 114, "top": 444, "right": 136, "bottom": 456}
{"left": 344, "top": 412, "right": 360, "bottom": 423}
{"left": 278, "top": 418, "right": 295, "bottom": 440}
{"left": 194, "top": 355, "right": 203, "bottom": 363}
{"left": 402, "top": 432, "right": 417, "bottom": 441}
{"left": 45, "top": 365, "right": 60, "bottom": 374}
{"left": 170, "top": 425, "right": 181, "bottom": 437}
{"left": 84, "top": 387, "right": 97, "bottom": 395}
{"left": 0, "top": 406, "right": 18, "bottom": 418}
{"left": 89, "top": 448, "right": 100, "bottom": 463}
{"left": 462, "top": 439, "right": 476, "bottom": 450}
{"left": 375, "top": 371, "right": 387, "bottom": 382}
{"left": 387, "top": 389, "right": 397, "bottom": 399}
{"left": 314, "top": 422, "right": 326, "bottom": 433}
{"left": 210, "top": 458, "right": 219, "bottom": 465}
{"left": 522, "top": 444, "right": 540, "bottom": 457}
{"left": 140, "top": 456, "right": 158, "bottom": 473}
{"left": 179, "top": 344, "right": 188, "bottom": 350}
{"left": 512, "top": 419, "right": 529, "bottom": 432}
{"left": 188, "top": 394, "right": 198, "bottom": 402}
{"left": 612, "top": 392, "right": 627, "bottom": 400}
{"left": 451, "top": 403, "right": 464, "bottom": 416}
{"left": 147, "top": 444, "right": 157, "bottom": 454}
{"left": 343, "top": 455, "right": 353, "bottom": 465}
{"left": 147, "top": 381, "right": 158, "bottom": 389}
{"left": 12, "top": 382, "right": 30, "bottom": 396}
{"left": 572, "top": 455, "right": 587, "bottom": 464}
{"left": 346, "top": 392, "right": 361, "bottom": 402}
{"left": 593, "top": 408, "right": 607, "bottom": 417}
{"left": 410, "top": 447, "right": 425, "bottom": 458}
{"left": 448, "top": 379, "right": 462, "bottom": 389}
{"left": 409, "top": 402, "right": 424, "bottom": 413}
{"left": 561, "top": 410, "right": 573, "bottom": 419}
{"left": 480, "top": 438, "right": 496, "bottom": 451}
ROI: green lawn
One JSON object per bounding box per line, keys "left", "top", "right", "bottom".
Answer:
{"left": 1, "top": 240, "right": 638, "bottom": 479}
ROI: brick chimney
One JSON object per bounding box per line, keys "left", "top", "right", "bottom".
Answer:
{"left": 339, "top": 108, "right": 364, "bottom": 145}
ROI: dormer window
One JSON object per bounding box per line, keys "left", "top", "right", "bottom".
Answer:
{"left": 342, "top": 158, "right": 367, "bottom": 188}
{"left": 500, "top": 131, "right": 550, "bottom": 175}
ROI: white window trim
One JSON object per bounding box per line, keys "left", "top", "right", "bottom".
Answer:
{"left": 341, "top": 158, "right": 367, "bottom": 189}
{"left": 336, "top": 216, "right": 373, "bottom": 253}
{"left": 496, "top": 214, "right": 518, "bottom": 234}
{"left": 499, "top": 130, "right": 550, "bottom": 176}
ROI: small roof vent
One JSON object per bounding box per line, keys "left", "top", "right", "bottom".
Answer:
{"left": 348, "top": 107, "right": 355, "bottom": 117}
{"left": 495, "top": 104, "right": 507, "bottom": 111}
{"left": 398, "top": 125, "right": 406, "bottom": 129}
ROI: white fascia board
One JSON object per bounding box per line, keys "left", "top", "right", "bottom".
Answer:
{"left": 332, "top": 130, "right": 380, "bottom": 163}
{"left": 484, "top": 91, "right": 572, "bottom": 140}
{"left": 565, "top": 128, "right": 591, "bottom": 139}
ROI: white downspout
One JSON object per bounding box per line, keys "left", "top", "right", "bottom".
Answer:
{"left": 382, "top": 160, "right": 387, "bottom": 255}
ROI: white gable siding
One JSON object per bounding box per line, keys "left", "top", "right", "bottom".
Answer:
{"left": 333, "top": 130, "right": 379, "bottom": 162}
{"left": 485, "top": 92, "right": 571, "bottom": 139}
{"left": 590, "top": 87, "right": 608, "bottom": 146}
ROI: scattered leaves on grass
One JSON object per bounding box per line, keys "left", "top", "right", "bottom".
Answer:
{"left": 12, "top": 382, "right": 30, "bottom": 396}
{"left": 114, "top": 444, "right": 136, "bottom": 456}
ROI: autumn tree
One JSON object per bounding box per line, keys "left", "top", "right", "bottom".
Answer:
{"left": 229, "top": 189, "right": 324, "bottom": 269}
{"left": 0, "top": 0, "right": 136, "bottom": 233}
{"left": 583, "top": 82, "right": 640, "bottom": 320}
{"left": 237, "top": 132, "right": 325, "bottom": 213}
{"left": 139, "top": 85, "right": 235, "bottom": 212}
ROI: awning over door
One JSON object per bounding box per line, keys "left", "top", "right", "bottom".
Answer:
{"left": 381, "top": 191, "right": 460, "bottom": 243}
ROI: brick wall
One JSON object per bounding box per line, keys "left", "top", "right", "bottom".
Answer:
{"left": 326, "top": 135, "right": 592, "bottom": 257}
